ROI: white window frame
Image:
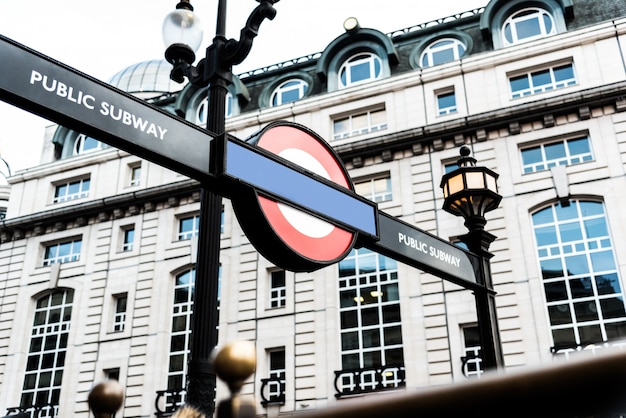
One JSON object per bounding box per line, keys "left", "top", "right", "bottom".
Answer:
{"left": 520, "top": 135, "right": 593, "bottom": 173}
{"left": 436, "top": 90, "right": 457, "bottom": 116}
{"left": 502, "top": 7, "right": 555, "bottom": 46}
{"left": 122, "top": 226, "right": 135, "bottom": 252}
{"left": 271, "top": 79, "right": 308, "bottom": 106}
{"left": 129, "top": 163, "right": 141, "bottom": 187}
{"left": 333, "top": 108, "right": 387, "bottom": 141}
{"left": 195, "top": 93, "right": 234, "bottom": 125}
{"left": 509, "top": 63, "right": 576, "bottom": 99}
{"left": 532, "top": 201, "right": 626, "bottom": 354}
{"left": 338, "top": 53, "right": 382, "bottom": 89}
{"left": 338, "top": 249, "right": 404, "bottom": 374}
{"left": 43, "top": 238, "right": 82, "bottom": 266}
{"left": 53, "top": 177, "right": 90, "bottom": 203}
{"left": 20, "top": 290, "right": 73, "bottom": 415}
{"left": 73, "top": 133, "right": 103, "bottom": 156}
{"left": 267, "top": 348, "right": 286, "bottom": 402}
{"left": 269, "top": 270, "right": 286, "bottom": 308}
{"left": 354, "top": 174, "right": 392, "bottom": 203}
{"left": 420, "top": 38, "right": 466, "bottom": 68}
{"left": 113, "top": 293, "right": 127, "bottom": 332}
{"left": 177, "top": 214, "right": 200, "bottom": 241}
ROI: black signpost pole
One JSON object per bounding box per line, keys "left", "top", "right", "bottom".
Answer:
{"left": 163, "top": 1, "right": 280, "bottom": 414}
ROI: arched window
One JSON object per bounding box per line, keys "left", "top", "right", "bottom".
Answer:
{"left": 195, "top": 93, "right": 234, "bottom": 126}
{"left": 532, "top": 201, "right": 626, "bottom": 354}
{"left": 271, "top": 79, "right": 309, "bottom": 106}
{"left": 338, "top": 53, "right": 382, "bottom": 89}
{"left": 73, "top": 134, "right": 103, "bottom": 156}
{"left": 503, "top": 7, "right": 555, "bottom": 46}
{"left": 20, "top": 290, "right": 74, "bottom": 416}
{"left": 165, "top": 267, "right": 220, "bottom": 409}
{"left": 420, "top": 38, "right": 467, "bottom": 68}
{"left": 167, "top": 268, "right": 195, "bottom": 404}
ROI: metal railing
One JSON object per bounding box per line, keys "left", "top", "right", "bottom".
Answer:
{"left": 154, "top": 388, "right": 186, "bottom": 417}
{"left": 333, "top": 365, "right": 405, "bottom": 398}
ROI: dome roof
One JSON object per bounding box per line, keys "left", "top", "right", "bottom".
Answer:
{"left": 108, "top": 59, "right": 187, "bottom": 98}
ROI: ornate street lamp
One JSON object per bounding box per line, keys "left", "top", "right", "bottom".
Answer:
{"left": 162, "top": 0, "right": 279, "bottom": 415}
{"left": 441, "top": 145, "right": 501, "bottom": 232}
{"left": 441, "top": 145, "right": 504, "bottom": 371}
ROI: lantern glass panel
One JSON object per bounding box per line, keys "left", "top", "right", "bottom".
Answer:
{"left": 465, "top": 171, "right": 485, "bottom": 189}
{"left": 447, "top": 174, "right": 465, "bottom": 195}
{"left": 486, "top": 174, "right": 498, "bottom": 192}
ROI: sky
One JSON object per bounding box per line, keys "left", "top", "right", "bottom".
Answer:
{"left": 0, "top": 0, "right": 488, "bottom": 174}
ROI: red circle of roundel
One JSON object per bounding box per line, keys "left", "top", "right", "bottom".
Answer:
{"left": 256, "top": 125, "right": 355, "bottom": 261}
{"left": 231, "top": 121, "right": 357, "bottom": 272}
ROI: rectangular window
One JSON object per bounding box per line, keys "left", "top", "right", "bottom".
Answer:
{"left": 333, "top": 108, "right": 387, "bottom": 140}
{"left": 354, "top": 174, "right": 392, "bottom": 203}
{"left": 43, "top": 238, "right": 82, "bottom": 266}
{"left": 509, "top": 63, "right": 576, "bottom": 99}
{"left": 53, "top": 177, "right": 90, "bottom": 203}
{"left": 521, "top": 136, "right": 593, "bottom": 173}
{"left": 267, "top": 348, "right": 286, "bottom": 403}
{"left": 269, "top": 270, "right": 286, "bottom": 308}
{"left": 122, "top": 226, "right": 135, "bottom": 252}
{"left": 436, "top": 91, "right": 457, "bottom": 116}
{"left": 105, "top": 368, "right": 121, "bottom": 381}
{"left": 113, "top": 294, "right": 127, "bottom": 332}
{"left": 129, "top": 164, "right": 141, "bottom": 187}
{"left": 461, "top": 326, "right": 483, "bottom": 378}
{"left": 178, "top": 214, "right": 200, "bottom": 240}
{"left": 336, "top": 248, "right": 405, "bottom": 397}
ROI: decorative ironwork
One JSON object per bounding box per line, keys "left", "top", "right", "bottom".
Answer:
{"left": 236, "top": 8, "right": 485, "bottom": 80}
{"left": 333, "top": 365, "right": 405, "bottom": 398}
{"left": 461, "top": 348, "right": 484, "bottom": 379}
{"left": 5, "top": 404, "right": 58, "bottom": 418}
{"left": 260, "top": 377, "right": 286, "bottom": 406}
{"left": 154, "top": 388, "right": 186, "bottom": 417}
{"left": 552, "top": 340, "right": 626, "bottom": 359}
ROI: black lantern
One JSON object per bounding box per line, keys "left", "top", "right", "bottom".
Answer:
{"left": 441, "top": 145, "right": 501, "bottom": 232}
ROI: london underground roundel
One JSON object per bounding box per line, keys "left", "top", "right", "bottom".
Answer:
{"left": 231, "top": 121, "right": 357, "bottom": 272}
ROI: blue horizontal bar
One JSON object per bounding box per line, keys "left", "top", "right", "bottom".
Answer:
{"left": 225, "top": 139, "right": 378, "bottom": 237}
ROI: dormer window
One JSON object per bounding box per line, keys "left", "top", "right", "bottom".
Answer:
{"left": 271, "top": 79, "right": 309, "bottom": 106}
{"left": 195, "top": 93, "right": 234, "bottom": 125}
{"left": 73, "top": 134, "right": 103, "bottom": 156}
{"left": 338, "top": 53, "right": 382, "bottom": 89}
{"left": 420, "top": 38, "right": 467, "bottom": 68}
{"left": 503, "top": 8, "right": 555, "bottom": 46}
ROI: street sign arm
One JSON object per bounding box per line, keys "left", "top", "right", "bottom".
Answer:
{"left": 362, "top": 211, "right": 484, "bottom": 291}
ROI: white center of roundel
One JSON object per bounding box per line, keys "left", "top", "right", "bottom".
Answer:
{"left": 277, "top": 148, "right": 335, "bottom": 238}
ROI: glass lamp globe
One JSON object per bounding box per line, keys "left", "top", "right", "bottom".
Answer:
{"left": 162, "top": 8, "right": 204, "bottom": 53}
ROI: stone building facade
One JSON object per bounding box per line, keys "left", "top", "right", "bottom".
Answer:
{"left": 1, "top": 0, "right": 626, "bottom": 416}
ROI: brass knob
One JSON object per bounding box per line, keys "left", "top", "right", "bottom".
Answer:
{"left": 213, "top": 340, "right": 256, "bottom": 393}
{"left": 88, "top": 381, "right": 124, "bottom": 417}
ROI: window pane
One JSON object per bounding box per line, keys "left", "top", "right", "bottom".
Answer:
{"left": 545, "top": 281, "right": 568, "bottom": 302}
{"left": 515, "top": 16, "right": 541, "bottom": 40}
{"left": 548, "top": 304, "right": 572, "bottom": 325}
{"left": 600, "top": 297, "right": 626, "bottom": 319}
{"left": 553, "top": 65, "right": 574, "bottom": 82}
{"left": 596, "top": 273, "right": 621, "bottom": 295}
{"left": 544, "top": 142, "right": 566, "bottom": 160}
{"left": 541, "top": 258, "right": 564, "bottom": 279}
{"left": 570, "top": 277, "right": 593, "bottom": 298}
{"left": 510, "top": 75, "right": 529, "bottom": 92}
{"left": 535, "top": 226, "right": 558, "bottom": 246}
{"left": 531, "top": 69, "right": 551, "bottom": 87}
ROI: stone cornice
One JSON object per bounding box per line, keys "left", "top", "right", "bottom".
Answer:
{"left": 0, "top": 179, "right": 201, "bottom": 243}
{"left": 334, "top": 81, "right": 626, "bottom": 163}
